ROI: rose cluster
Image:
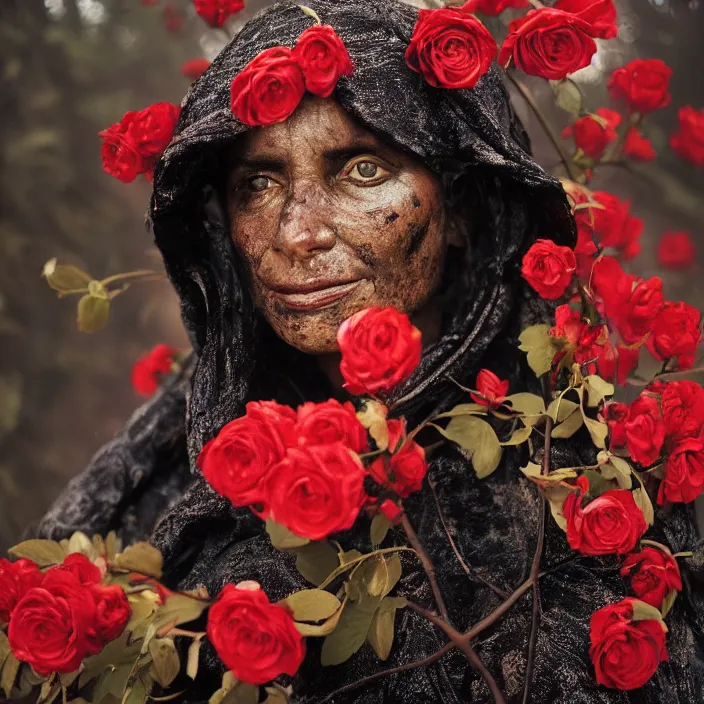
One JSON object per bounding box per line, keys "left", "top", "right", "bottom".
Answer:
{"left": 605, "top": 380, "right": 704, "bottom": 504}
{"left": 99, "top": 102, "right": 180, "bottom": 183}
{"left": 1, "top": 554, "right": 130, "bottom": 675}
{"left": 230, "top": 24, "right": 353, "bottom": 127}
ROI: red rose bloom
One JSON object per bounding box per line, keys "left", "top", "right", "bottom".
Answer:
{"left": 470, "top": 369, "right": 509, "bottom": 408}
{"left": 230, "top": 47, "right": 306, "bottom": 127}
{"left": 521, "top": 239, "right": 576, "bottom": 300}
{"left": 608, "top": 59, "right": 672, "bottom": 114}
{"left": 268, "top": 444, "right": 366, "bottom": 540}
{"left": 337, "top": 307, "right": 422, "bottom": 397}
{"left": 131, "top": 344, "right": 177, "bottom": 397}
{"left": 0, "top": 558, "right": 43, "bottom": 624}
{"left": 193, "top": 0, "right": 244, "bottom": 28}
{"left": 658, "top": 436, "right": 704, "bottom": 505}
{"left": 292, "top": 25, "right": 354, "bottom": 98}
{"left": 660, "top": 381, "right": 704, "bottom": 440}
{"left": 51, "top": 553, "right": 102, "bottom": 586}
{"left": 647, "top": 301, "right": 702, "bottom": 369}
{"left": 127, "top": 102, "right": 180, "bottom": 159}
{"left": 9, "top": 570, "right": 100, "bottom": 675}
{"left": 612, "top": 276, "right": 664, "bottom": 345}
{"left": 561, "top": 108, "right": 620, "bottom": 160}
{"left": 460, "top": 0, "right": 529, "bottom": 15}
{"left": 563, "top": 485, "right": 647, "bottom": 556}
{"left": 623, "top": 127, "right": 656, "bottom": 162}
{"left": 590, "top": 191, "right": 643, "bottom": 260}
{"left": 295, "top": 399, "right": 368, "bottom": 454}
{"left": 621, "top": 547, "right": 683, "bottom": 609}
{"left": 603, "top": 401, "right": 628, "bottom": 448}
{"left": 498, "top": 8, "right": 598, "bottom": 81}
{"left": 625, "top": 394, "right": 665, "bottom": 467}
{"left": 99, "top": 116, "right": 145, "bottom": 184}
{"left": 657, "top": 231, "right": 695, "bottom": 270}
{"left": 163, "top": 3, "right": 185, "bottom": 32}
{"left": 670, "top": 105, "right": 704, "bottom": 167}
{"left": 369, "top": 435, "right": 428, "bottom": 498}
{"left": 198, "top": 401, "right": 296, "bottom": 509}
{"left": 589, "top": 598, "right": 668, "bottom": 690}
{"left": 91, "top": 584, "right": 131, "bottom": 642}
{"left": 379, "top": 499, "right": 402, "bottom": 522}
{"left": 405, "top": 8, "right": 497, "bottom": 90}
{"left": 554, "top": 0, "right": 618, "bottom": 39}
{"left": 181, "top": 58, "right": 212, "bottom": 80}
{"left": 207, "top": 583, "right": 305, "bottom": 685}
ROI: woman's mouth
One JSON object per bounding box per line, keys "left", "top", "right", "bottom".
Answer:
{"left": 273, "top": 280, "right": 365, "bottom": 311}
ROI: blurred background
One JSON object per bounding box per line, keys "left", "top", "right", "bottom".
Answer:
{"left": 0, "top": 0, "right": 702, "bottom": 551}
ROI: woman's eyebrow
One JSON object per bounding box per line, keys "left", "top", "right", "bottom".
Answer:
{"left": 231, "top": 157, "right": 286, "bottom": 172}
{"left": 323, "top": 143, "right": 388, "bottom": 164}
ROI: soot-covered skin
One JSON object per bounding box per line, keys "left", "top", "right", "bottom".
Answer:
{"left": 227, "top": 97, "right": 447, "bottom": 355}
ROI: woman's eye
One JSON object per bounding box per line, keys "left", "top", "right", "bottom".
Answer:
{"left": 346, "top": 160, "right": 389, "bottom": 183}
{"left": 247, "top": 176, "right": 271, "bottom": 192}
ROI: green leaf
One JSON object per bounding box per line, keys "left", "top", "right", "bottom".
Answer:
{"left": 550, "top": 78, "right": 584, "bottom": 115}
{"left": 0, "top": 632, "right": 10, "bottom": 665}
{"left": 42, "top": 258, "right": 92, "bottom": 294}
{"left": 186, "top": 638, "right": 203, "bottom": 681}
{"left": 630, "top": 599, "right": 667, "bottom": 629}
{"left": 547, "top": 397, "right": 580, "bottom": 423}
{"left": 366, "top": 554, "right": 402, "bottom": 599}
{"left": 77, "top": 293, "right": 110, "bottom": 333}
{"left": 114, "top": 542, "right": 163, "bottom": 579}
{"left": 293, "top": 541, "right": 339, "bottom": 586}
{"left": 434, "top": 416, "right": 502, "bottom": 479}
{"left": 599, "top": 455, "right": 633, "bottom": 490}
{"left": 284, "top": 589, "right": 342, "bottom": 622}
{"left": 633, "top": 486, "right": 655, "bottom": 526}
{"left": 149, "top": 638, "right": 180, "bottom": 688}
{"left": 294, "top": 598, "right": 346, "bottom": 637}
{"left": 1, "top": 651, "right": 20, "bottom": 699}
{"left": 503, "top": 393, "right": 546, "bottom": 422}
{"left": 122, "top": 676, "right": 149, "bottom": 704}
{"left": 433, "top": 403, "right": 487, "bottom": 420}
{"left": 367, "top": 597, "right": 406, "bottom": 661}
{"left": 66, "top": 531, "right": 94, "bottom": 558}
{"left": 551, "top": 410, "right": 584, "bottom": 438}
{"left": 583, "top": 469, "right": 614, "bottom": 497}
{"left": 520, "top": 463, "right": 577, "bottom": 483}
{"left": 500, "top": 421, "right": 533, "bottom": 446}
{"left": 153, "top": 593, "right": 211, "bottom": 631}
{"left": 79, "top": 632, "right": 142, "bottom": 689}
{"left": 543, "top": 484, "right": 573, "bottom": 531}
{"left": 318, "top": 547, "right": 412, "bottom": 591}
{"left": 661, "top": 589, "right": 677, "bottom": 618}
{"left": 321, "top": 601, "right": 380, "bottom": 666}
{"left": 8, "top": 538, "right": 66, "bottom": 566}
{"left": 298, "top": 4, "right": 322, "bottom": 24}
{"left": 518, "top": 325, "right": 558, "bottom": 377}
{"left": 91, "top": 663, "right": 133, "bottom": 704}
{"left": 583, "top": 376, "right": 614, "bottom": 407}
{"left": 266, "top": 519, "right": 310, "bottom": 550}
{"left": 370, "top": 514, "right": 391, "bottom": 548}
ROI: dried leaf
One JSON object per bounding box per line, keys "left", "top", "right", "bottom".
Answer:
{"left": 8, "top": 539, "right": 66, "bottom": 566}
{"left": 77, "top": 293, "right": 110, "bottom": 333}
{"left": 503, "top": 393, "right": 546, "bottom": 422}
{"left": 547, "top": 397, "right": 580, "bottom": 423}
{"left": 520, "top": 464, "right": 577, "bottom": 483}
{"left": 367, "top": 597, "right": 405, "bottom": 661}
{"left": 284, "top": 589, "right": 342, "bottom": 623}
{"left": 266, "top": 519, "right": 309, "bottom": 550}
{"left": 543, "top": 484, "right": 573, "bottom": 531}
{"left": 67, "top": 531, "right": 94, "bottom": 558}
{"left": 186, "top": 638, "right": 203, "bottom": 681}
{"left": 298, "top": 4, "right": 322, "bottom": 24}
{"left": 208, "top": 672, "right": 237, "bottom": 704}
{"left": 153, "top": 593, "right": 210, "bottom": 631}
{"left": 114, "top": 542, "right": 163, "bottom": 579}
{"left": 79, "top": 632, "right": 142, "bottom": 689}
{"left": 263, "top": 685, "right": 292, "bottom": 703}
{"left": 550, "top": 78, "right": 584, "bottom": 115}
{"left": 366, "top": 554, "right": 402, "bottom": 599}
{"left": 501, "top": 421, "right": 532, "bottom": 446}
{"left": 293, "top": 541, "right": 339, "bottom": 586}
{"left": 518, "top": 325, "right": 558, "bottom": 377}
{"left": 321, "top": 601, "right": 380, "bottom": 666}
{"left": 434, "top": 416, "right": 502, "bottom": 479}
{"left": 583, "top": 376, "right": 614, "bottom": 407}
{"left": 356, "top": 400, "right": 389, "bottom": 451}
{"left": 551, "top": 410, "right": 584, "bottom": 439}
{"left": 222, "top": 682, "right": 259, "bottom": 704}
{"left": 433, "top": 403, "right": 487, "bottom": 420}
{"left": 370, "top": 514, "right": 391, "bottom": 547}
{"left": 600, "top": 456, "right": 633, "bottom": 490}
{"left": 633, "top": 485, "right": 655, "bottom": 526}
{"left": 149, "top": 638, "right": 180, "bottom": 688}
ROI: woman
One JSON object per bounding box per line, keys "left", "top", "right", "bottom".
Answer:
{"left": 37, "top": 0, "right": 704, "bottom": 702}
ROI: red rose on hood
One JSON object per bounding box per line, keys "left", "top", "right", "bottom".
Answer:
{"left": 623, "top": 127, "right": 656, "bottom": 161}
{"left": 0, "top": 558, "right": 43, "bottom": 624}
{"left": 621, "top": 547, "right": 682, "bottom": 610}
{"left": 625, "top": 394, "right": 665, "bottom": 467}
{"left": 589, "top": 598, "right": 668, "bottom": 690}
{"left": 670, "top": 105, "right": 704, "bottom": 167}
{"left": 99, "top": 114, "right": 145, "bottom": 184}
{"left": 657, "top": 231, "right": 695, "bottom": 270}
{"left": 405, "top": 8, "right": 497, "bottom": 90}
{"left": 292, "top": 25, "right": 354, "bottom": 98}
{"left": 608, "top": 59, "right": 672, "bottom": 114}
{"left": 561, "top": 108, "right": 621, "bottom": 160}
{"left": 521, "top": 239, "right": 576, "bottom": 299}
{"left": 658, "top": 436, "right": 704, "bottom": 505}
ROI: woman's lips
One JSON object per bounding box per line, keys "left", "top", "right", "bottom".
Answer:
{"left": 273, "top": 280, "right": 364, "bottom": 311}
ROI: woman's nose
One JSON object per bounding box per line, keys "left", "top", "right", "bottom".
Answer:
{"left": 275, "top": 185, "right": 336, "bottom": 261}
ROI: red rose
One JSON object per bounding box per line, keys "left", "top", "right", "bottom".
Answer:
{"left": 563, "top": 485, "right": 647, "bottom": 556}
{"left": 405, "top": 8, "right": 497, "bottom": 90}
{"left": 623, "top": 127, "right": 656, "bottom": 161}
{"left": 658, "top": 436, "right": 704, "bottom": 505}
{"left": 268, "top": 444, "right": 366, "bottom": 540}
{"left": 498, "top": 8, "right": 598, "bottom": 81}
{"left": 99, "top": 117, "right": 145, "bottom": 184}
{"left": 621, "top": 547, "right": 682, "bottom": 609}
{"left": 295, "top": 399, "right": 368, "bottom": 454}
{"left": 554, "top": 0, "right": 618, "bottom": 39}
{"left": 369, "top": 436, "right": 428, "bottom": 498}
{"left": 198, "top": 401, "right": 296, "bottom": 508}
{"left": 460, "top": 0, "right": 529, "bottom": 15}
{"left": 561, "top": 108, "right": 620, "bottom": 160}
{"left": 207, "top": 583, "right": 305, "bottom": 685}
{"left": 51, "top": 553, "right": 102, "bottom": 585}
{"left": 470, "top": 369, "right": 509, "bottom": 408}
{"left": 131, "top": 344, "right": 177, "bottom": 397}
{"left": 521, "top": 239, "right": 576, "bottom": 299}
{"left": 589, "top": 598, "right": 668, "bottom": 690}
{"left": 379, "top": 499, "right": 403, "bottom": 522}
{"left": 647, "top": 301, "right": 701, "bottom": 369}
{"left": 127, "top": 102, "right": 180, "bottom": 159}
{"left": 230, "top": 47, "right": 306, "bottom": 127}
{"left": 181, "top": 58, "right": 212, "bottom": 80}
{"left": 193, "top": 0, "right": 244, "bottom": 28}
{"left": 590, "top": 191, "right": 643, "bottom": 260}
{"left": 625, "top": 394, "right": 665, "bottom": 467}
{"left": 91, "top": 584, "right": 131, "bottom": 643}
{"left": 163, "top": 3, "right": 185, "bottom": 32}
{"left": 611, "top": 276, "right": 663, "bottom": 345}
{"left": 0, "top": 558, "right": 43, "bottom": 624}
{"left": 660, "top": 381, "right": 704, "bottom": 440}
{"left": 670, "top": 105, "right": 704, "bottom": 167}
{"left": 603, "top": 401, "right": 628, "bottom": 448}
{"left": 337, "top": 307, "right": 422, "bottom": 396}
{"left": 657, "top": 231, "right": 695, "bottom": 270}
{"left": 9, "top": 570, "right": 99, "bottom": 675}
{"left": 608, "top": 59, "right": 672, "bottom": 114}
{"left": 292, "top": 25, "right": 354, "bottom": 98}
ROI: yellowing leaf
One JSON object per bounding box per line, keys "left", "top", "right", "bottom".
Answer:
{"left": 520, "top": 463, "right": 577, "bottom": 483}
{"left": 294, "top": 598, "right": 346, "bottom": 637}
{"left": 153, "top": 593, "right": 211, "bottom": 631}
{"left": 501, "top": 421, "right": 533, "bottom": 446}
{"left": 583, "top": 376, "right": 614, "bottom": 407}
{"left": 547, "top": 397, "right": 580, "bottom": 423}
{"left": 433, "top": 403, "right": 487, "bottom": 420}
{"left": 633, "top": 486, "right": 655, "bottom": 526}
{"left": 186, "top": 638, "right": 203, "bottom": 681}
{"left": 114, "top": 542, "right": 163, "bottom": 579}
{"left": 543, "top": 484, "right": 573, "bottom": 531}
{"left": 518, "top": 325, "right": 558, "bottom": 378}
{"left": 356, "top": 400, "right": 389, "bottom": 451}
{"left": 266, "top": 519, "right": 309, "bottom": 550}
{"left": 434, "top": 416, "right": 502, "bottom": 479}
{"left": 77, "top": 293, "right": 110, "bottom": 333}
{"left": 370, "top": 513, "right": 391, "bottom": 548}
{"left": 285, "top": 589, "right": 342, "bottom": 623}
{"left": 661, "top": 589, "right": 677, "bottom": 618}
{"left": 67, "top": 531, "right": 94, "bottom": 558}
{"left": 551, "top": 410, "right": 584, "bottom": 439}
{"left": 8, "top": 539, "right": 66, "bottom": 566}
{"left": 503, "top": 393, "right": 546, "bottom": 422}
{"left": 42, "top": 258, "right": 92, "bottom": 294}
{"left": 366, "top": 553, "right": 402, "bottom": 599}
{"left": 600, "top": 456, "right": 633, "bottom": 490}
{"left": 149, "top": 638, "right": 180, "bottom": 688}
{"left": 367, "top": 597, "right": 406, "bottom": 661}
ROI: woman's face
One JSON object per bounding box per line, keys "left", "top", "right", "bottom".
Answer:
{"left": 226, "top": 96, "right": 448, "bottom": 355}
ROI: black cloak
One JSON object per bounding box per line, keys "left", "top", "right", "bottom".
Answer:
{"left": 37, "top": 1, "right": 704, "bottom": 702}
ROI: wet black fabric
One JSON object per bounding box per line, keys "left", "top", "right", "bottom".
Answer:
{"left": 37, "top": 0, "right": 704, "bottom": 702}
